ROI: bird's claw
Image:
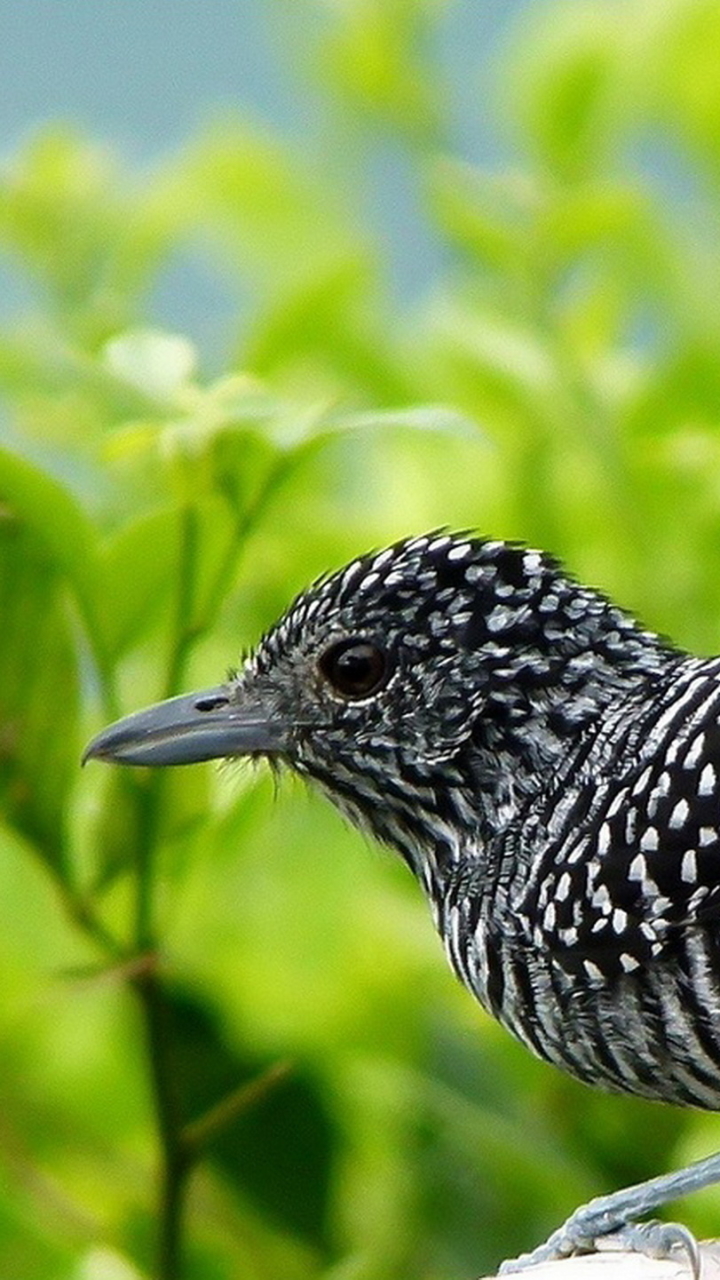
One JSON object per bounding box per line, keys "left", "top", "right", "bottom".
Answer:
{"left": 499, "top": 1216, "right": 701, "bottom": 1278}
{"left": 603, "top": 1220, "right": 701, "bottom": 1279}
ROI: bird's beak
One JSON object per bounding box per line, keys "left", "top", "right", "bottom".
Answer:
{"left": 82, "top": 685, "right": 290, "bottom": 767}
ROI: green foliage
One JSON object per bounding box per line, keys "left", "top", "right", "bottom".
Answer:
{"left": 3, "top": 0, "right": 720, "bottom": 1276}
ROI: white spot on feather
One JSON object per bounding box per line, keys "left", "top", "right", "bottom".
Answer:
{"left": 681, "top": 850, "right": 698, "bottom": 884}
{"left": 556, "top": 872, "right": 571, "bottom": 901}
{"left": 628, "top": 854, "right": 647, "bottom": 882}
{"left": 447, "top": 543, "right": 471, "bottom": 561}
{"left": 669, "top": 799, "right": 689, "bottom": 830}
{"left": 699, "top": 763, "right": 716, "bottom": 797}
{"left": 685, "top": 733, "right": 705, "bottom": 770}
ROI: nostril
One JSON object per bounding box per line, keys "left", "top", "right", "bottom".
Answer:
{"left": 194, "top": 693, "right": 230, "bottom": 713}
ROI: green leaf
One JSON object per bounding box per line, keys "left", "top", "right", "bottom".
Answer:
{"left": 644, "top": 1, "right": 720, "bottom": 170}
{"left": 243, "top": 255, "right": 407, "bottom": 404}
{"left": 0, "top": 129, "right": 124, "bottom": 313}
{"left": 427, "top": 158, "right": 539, "bottom": 274}
{"left": 102, "top": 329, "right": 198, "bottom": 401}
{"left": 331, "top": 404, "right": 482, "bottom": 441}
{"left": 76, "top": 1247, "right": 147, "bottom": 1280}
{"left": 430, "top": 299, "right": 560, "bottom": 416}
{"left": 506, "top": 4, "right": 620, "bottom": 181}
{"left": 0, "top": 442, "right": 99, "bottom": 640}
{"left": 314, "top": 0, "right": 444, "bottom": 141}
{"left": 167, "top": 123, "right": 361, "bottom": 291}
{"left": 165, "top": 987, "right": 339, "bottom": 1253}
{"left": 97, "top": 508, "right": 179, "bottom": 659}
{"left": 260, "top": 401, "right": 482, "bottom": 457}
{"left": 157, "top": 374, "right": 284, "bottom": 511}
{"left": 0, "top": 517, "right": 78, "bottom": 868}
{"left": 85, "top": 764, "right": 212, "bottom": 895}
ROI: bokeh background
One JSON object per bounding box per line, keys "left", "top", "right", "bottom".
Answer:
{"left": 3, "top": 1, "right": 720, "bottom": 1278}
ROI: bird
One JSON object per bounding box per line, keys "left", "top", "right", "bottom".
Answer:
{"left": 84, "top": 530, "right": 720, "bottom": 1274}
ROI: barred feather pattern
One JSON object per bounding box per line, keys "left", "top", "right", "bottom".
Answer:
{"left": 443, "top": 655, "right": 720, "bottom": 1107}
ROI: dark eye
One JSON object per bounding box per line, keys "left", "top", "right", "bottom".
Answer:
{"left": 319, "top": 638, "right": 389, "bottom": 699}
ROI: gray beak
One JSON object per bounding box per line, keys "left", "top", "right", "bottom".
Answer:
{"left": 83, "top": 685, "right": 290, "bottom": 767}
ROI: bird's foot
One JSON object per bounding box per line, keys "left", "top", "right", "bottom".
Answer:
{"left": 499, "top": 1209, "right": 700, "bottom": 1277}
{"left": 500, "top": 1149, "right": 720, "bottom": 1274}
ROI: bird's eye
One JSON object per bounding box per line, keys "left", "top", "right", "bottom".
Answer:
{"left": 319, "top": 638, "right": 389, "bottom": 699}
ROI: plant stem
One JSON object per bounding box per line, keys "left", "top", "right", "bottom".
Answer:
{"left": 162, "top": 504, "right": 201, "bottom": 702}
{"left": 134, "top": 504, "right": 199, "bottom": 950}
{"left": 78, "top": 474, "right": 290, "bottom": 1275}
{"left": 198, "top": 455, "right": 294, "bottom": 640}
{"left": 130, "top": 484, "right": 290, "bottom": 1277}
{"left": 133, "top": 503, "right": 201, "bottom": 1278}
{"left": 135, "top": 963, "right": 190, "bottom": 1280}
{"left": 63, "top": 885, "right": 126, "bottom": 959}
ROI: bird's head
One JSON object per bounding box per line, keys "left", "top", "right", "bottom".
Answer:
{"left": 84, "top": 533, "right": 671, "bottom": 873}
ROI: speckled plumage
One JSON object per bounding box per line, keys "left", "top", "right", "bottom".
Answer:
{"left": 235, "top": 533, "right": 720, "bottom": 1110}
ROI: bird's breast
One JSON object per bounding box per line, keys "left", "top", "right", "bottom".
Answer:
{"left": 439, "top": 880, "right": 720, "bottom": 1108}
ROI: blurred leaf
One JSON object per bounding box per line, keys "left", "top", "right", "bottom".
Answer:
{"left": 333, "top": 403, "right": 482, "bottom": 440}
{"left": 643, "top": 1, "right": 720, "bottom": 170}
{"left": 243, "top": 255, "right": 408, "bottom": 404}
{"left": 102, "top": 329, "right": 198, "bottom": 402}
{"left": 260, "top": 399, "right": 482, "bottom": 458}
{"left": 76, "top": 1246, "right": 147, "bottom": 1280}
{"left": 0, "top": 516, "right": 78, "bottom": 867}
{"left": 0, "top": 129, "right": 122, "bottom": 310}
{"left": 0, "top": 443, "right": 98, "bottom": 623}
{"left": 166, "top": 987, "right": 339, "bottom": 1253}
{"left": 314, "top": 0, "right": 444, "bottom": 141}
{"left": 506, "top": 3, "right": 621, "bottom": 181}
{"left": 96, "top": 508, "right": 179, "bottom": 659}
{"left": 431, "top": 299, "right": 560, "bottom": 417}
{"left": 427, "top": 158, "right": 539, "bottom": 275}
{"left": 166, "top": 123, "right": 362, "bottom": 292}
{"left": 626, "top": 342, "right": 720, "bottom": 437}
{"left": 84, "top": 763, "right": 214, "bottom": 896}
{"left": 83, "top": 771, "right": 142, "bottom": 894}
{"left": 158, "top": 374, "right": 284, "bottom": 507}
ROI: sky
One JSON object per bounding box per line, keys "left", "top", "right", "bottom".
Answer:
{"left": 0, "top": 0, "right": 533, "bottom": 359}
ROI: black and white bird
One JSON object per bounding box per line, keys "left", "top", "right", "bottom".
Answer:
{"left": 85, "top": 531, "right": 720, "bottom": 1273}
